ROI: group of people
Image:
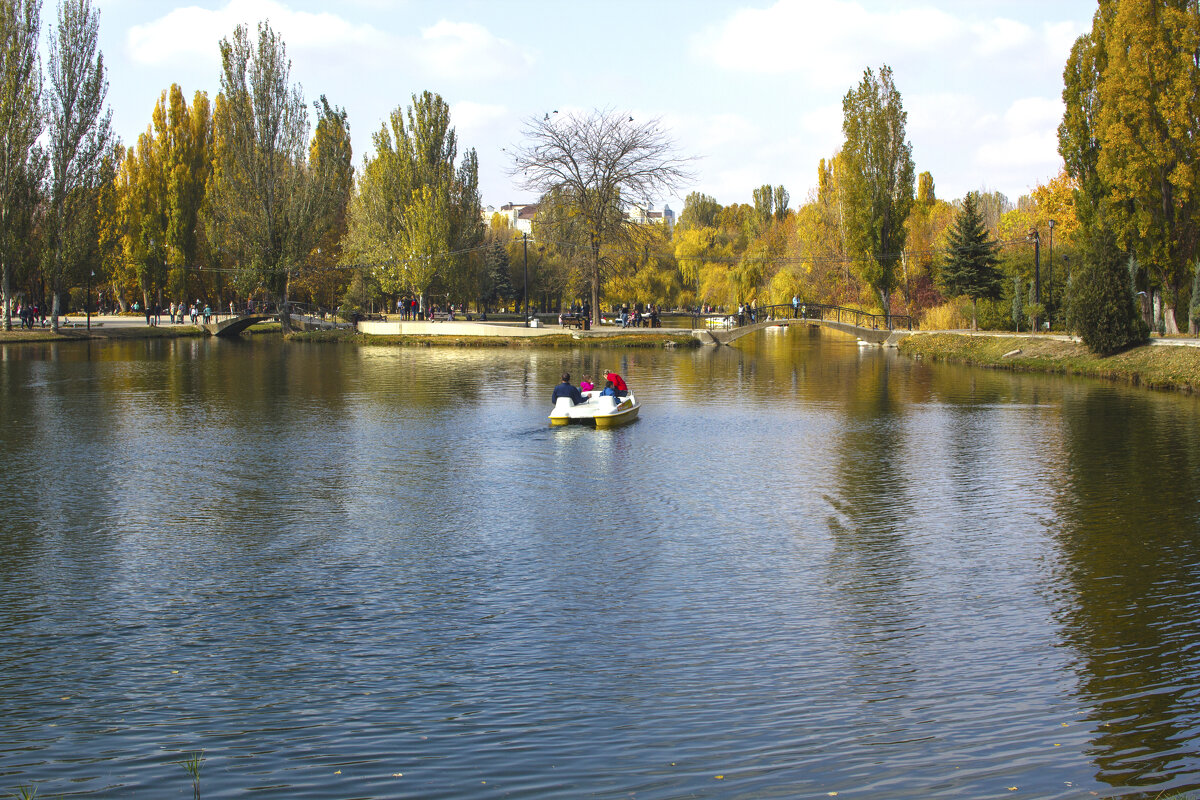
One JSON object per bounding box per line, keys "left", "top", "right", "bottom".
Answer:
{"left": 737, "top": 300, "right": 758, "bottom": 326}
{"left": 169, "top": 301, "right": 215, "bottom": 325}
{"left": 395, "top": 298, "right": 420, "bottom": 320}
{"left": 616, "top": 303, "right": 660, "bottom": 328}
{"left": 11, "top": 302, "right": 44, "bottom": 329}
{"left": 551, "top": 370, "right": 629, "bottom": 406}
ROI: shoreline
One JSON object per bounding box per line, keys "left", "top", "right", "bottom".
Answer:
{"left": 0, "top": 322, "right": 700, "bottom": 349}
{"left": 899, "top": 333, "right": 1200, "bottom": 394}
{"left": 288, "top": 328, "right": 701, "bottom": 348}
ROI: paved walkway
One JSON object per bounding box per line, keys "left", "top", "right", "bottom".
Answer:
{"left": 910, "top": 329, "right": 1200, "bottom": 349}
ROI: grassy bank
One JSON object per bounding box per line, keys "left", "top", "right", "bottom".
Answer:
{"left": 287, "top": 329, "right": 700, "bottom": 348}
{"left": 900, "top": 333, "right": 1200, "bottom": 393}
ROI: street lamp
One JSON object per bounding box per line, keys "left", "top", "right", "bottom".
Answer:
{"left": 1028, "top": 227, "right": 1041, "bottom": 331}
{"left": 86, "top": 270, "right": 93, "bottom": 330}
{"left": 1047, "top": 219, "right": 1055, "bottom": 328}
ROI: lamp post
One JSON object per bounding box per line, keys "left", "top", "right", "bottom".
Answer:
{"left": 86, "top": 270, "right": 93, "bottom": 330}
{"left": 1047, "top": 219, "right": 1055, "bottom": 328}
{"left": 522, "top": 232, "right": 529, "bottom": 325}
{"left": 1028, "top": 227, "right": 1041, "bottom": 331}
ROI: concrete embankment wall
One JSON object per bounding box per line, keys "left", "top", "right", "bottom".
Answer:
{"left": 357, "top": 320, "right": 563, "bottom": 338}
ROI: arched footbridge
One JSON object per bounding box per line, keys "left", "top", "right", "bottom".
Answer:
{"left": 203, "top": 313, "right": 276, "bottom": 337}
{"left": 690, "top": 303, "right": 914, "bottom": 346}
{"left": 202, "top": 307, "right": 349, "bottom": 337}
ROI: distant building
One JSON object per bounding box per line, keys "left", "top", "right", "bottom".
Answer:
{"left": 627, "top": 203, "right": 675, "bottom": 228}
{"left": 480, "top": 201, "right": 675, "bottom": 235}
{"left": 481, "top": 202, "right": 537, "bottom": 235}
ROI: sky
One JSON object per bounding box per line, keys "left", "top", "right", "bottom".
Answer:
{"left": 92, "top": 0, "right": 1098, "bottom": 214}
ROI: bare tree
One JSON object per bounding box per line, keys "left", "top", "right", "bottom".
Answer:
{"left": 510, "top": 110, "right": 692, "bottom": 324}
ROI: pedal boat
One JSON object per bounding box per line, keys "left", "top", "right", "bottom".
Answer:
{"left": 549, "top": 390, "right": 639, "bottom": 428}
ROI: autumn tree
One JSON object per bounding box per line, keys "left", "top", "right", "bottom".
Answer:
{"left": 840, "top": 65, "right": 915, "bottom": 324}
{"left": 752, "top": 184, "right": 773, "bottom": 228}
{"left": 677, "top": 191, "right": 721, "bottom": 231}
{"left": 511, "top": 110, "right": 692, "bottom": 325}
{"left": 1059, "top": 15, "right": 1107, "bottom": 229}
{"left": 45, "top": 0, "right": 112, "bottom": 331}
{"left": 939, "top": 192, "right": 1002, "bottom": 330}
{"left": 163, "top": 87, "right": 211, "bottom": 301}
{"left": 289, "top": 95, "right": 353, "bottom": 308}
{"left": 902, "top": 171, "right": 955, "bottom": 310}
{"left": 0, "top": 0, "right": 43, "bottom": 330}
{"left": 208, "top": 22, "right": 343, "bottom": 328}
{"left": 342, "top": 91, "right": 479, "bottom": 315}
{"left": 1061, "top": 1, "right": 1200, "bottom": 333}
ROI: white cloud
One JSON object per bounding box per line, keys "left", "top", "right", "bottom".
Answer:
{"left": 1044, "top": 20, "right": 1085, "bottom": 63}
{"left": 415, "top": 20, "right": 534, "bottom": 81}
{"left": 452, "top": 100, "right": 508, "bottom": 131}
{"left": 970, "top": 18, "right": 1033, "bottom": 56}
{"left": 973, "top": 96, "right": 1064, "bottom": 191}
{"left": 691, "top": 0, "right": 963, "bottom": 88}
{"left": 126, "top": 4, "right": 534, "bottom": 86}
{"left": 127, "top": 0, "right": 385, "bottom": 67}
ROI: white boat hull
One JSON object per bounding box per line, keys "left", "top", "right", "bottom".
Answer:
{"left": 549, "top": 390, "right": 639, "bottom": 428}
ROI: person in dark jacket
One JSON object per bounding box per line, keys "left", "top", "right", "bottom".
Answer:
{"left": 551, "top": 373, "right": 584, "bottom": 405}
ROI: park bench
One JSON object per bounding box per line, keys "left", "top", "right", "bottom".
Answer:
{"left": 560, "top": 313, "right": 586, "bottom": 330}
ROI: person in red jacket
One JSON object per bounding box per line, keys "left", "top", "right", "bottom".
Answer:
{"left": 604, "top": 371, "right": 628, "bottom": 397}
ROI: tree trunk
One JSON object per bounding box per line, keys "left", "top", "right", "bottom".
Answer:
{"left": 2, "top": 259, "right": 10, "bottom": 331}
{"left": 1153, "top": 289, "right": 1163, "bottom": 333}
{"left": 1164, "top": 302, "right": 1180, "bottom": 335}
{"left": 972, "top": 297, "right": 978, "bottom": 331}
{"left": 51, "top": 287, "right": 60, "bottom": 332}
{"left": 591, "top": 240, "right": 601, "bottom": 327}
{"left": 280, "top": 269, "right": 292, "bottom": 332}
{"left": 879, "top": 287, "right": 891, "bottom": 329}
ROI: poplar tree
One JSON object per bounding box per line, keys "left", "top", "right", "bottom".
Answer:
{"left": 939, "top": 192, "right": 1001, "bottom": 330}
{"left": 1097, "top": 0, "right": 1200, "bottom": 334}
{"left": 45, "top": 0, "right": 111, "bottom": 331}
{"left": 0, "top": 0, "right": 43, "bottom": 330}
{"left": 163, "top": 86, "right": 211, "bottom": 301}
{"left": 343, "top": 91, "right": 479, "bottom": 315}
{"left": 1061, "top": 1, "right": 1200, "bottom": 334}
{"left": 290, "top": 95, "right": 353, "bottom": 308}
{"left": 209, "top": 22, "right": 343, "bottom": 328}
{"left": 840, "top": 65, "right": 915, "bottom": 325}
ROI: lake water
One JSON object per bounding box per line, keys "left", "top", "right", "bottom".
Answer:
{"left": 2, "top": 328, "right": 1200, "bottom": 799}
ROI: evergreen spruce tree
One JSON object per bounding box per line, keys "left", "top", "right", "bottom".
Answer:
{"left": 1067, "top": 221, "right": 1146, "bottom": 354}
{"left": 483, "top": 239, "right": 513, "bottom": 310}
{"left": 939, "top": 191, "right": 1001, "bottom": 330}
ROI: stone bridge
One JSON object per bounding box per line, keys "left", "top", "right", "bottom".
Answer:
{"left": 203, "top": 313, "right": 274, "bottom": 337}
